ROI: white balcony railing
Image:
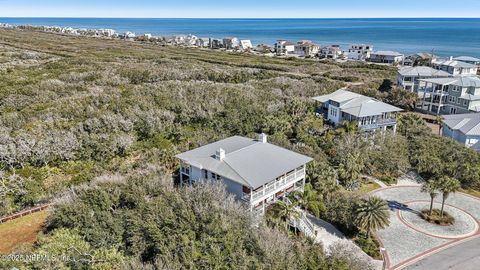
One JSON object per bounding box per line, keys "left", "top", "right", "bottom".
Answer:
{"left": 245, "top": 168, "right": 305, "bottom": 202}
{"left": 360, "top": 118, "right": 397, "bottom": 131}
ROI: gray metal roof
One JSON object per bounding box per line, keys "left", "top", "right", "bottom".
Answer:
{"left": 175, "top": 136, "right": 313, "bottom": 189}
{"left": 398, "top": 66, "right": 451, "bottom": 77}
{"left": 434, "top": 59, "right": 477, "bottom": 68}
{"left": 371, "top": 51, "right": 404, "bottom": 57}
{"left": 443, "top": 113, "right": 480, "bottom": 136}
{"left": 454, "top": 56, "right": 480, "bottom": 62}
{"left": 419, "top": 76, "right": 480, "bottom": 87}
{"left": 312, "top": 89, "right": 403, "bottom": 117}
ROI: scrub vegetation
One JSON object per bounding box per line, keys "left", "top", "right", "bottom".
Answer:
{"left": 0, "top": 28, "right": 479, "bottom": 269}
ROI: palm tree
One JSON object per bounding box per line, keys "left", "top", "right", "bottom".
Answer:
{"left": 396, "top": 113, "right": 430, "bottom": 138}
{"left": 342, "top": 120, "right": 359, "bottom": 134}
{"left": 354, "top": 196, "right": 390, "bottom": 237}
{"left": 421, "top": 180, "right": 439, "bottom": 215}
{"left": 338, "top": 152, "right": 364, "bottom": 190}
{"left": 271, "top": 200, "right": 300, "bottom": 231}
{"left": 290, "top": 183, "right": 325, "bottom": 217}
{"left": 437, "top": 176, "right": 461, "bottom": 217}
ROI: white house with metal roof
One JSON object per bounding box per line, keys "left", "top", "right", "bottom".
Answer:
{"left": 442, "top": 113, "right": 480, "bottom": 151}
{"left": 432, "top": 58, "right": 478, "bottom": 76}
{"left": 397, "top": 66, "right": 451, "bottom": 92}
{"left": 453, "top": 56, "right": 480, "bottom": 66}
{"left": 274, "top": 40, "right": 296, "bottom": 56}
{"left": 418, "top": 76, "right": 480, "bottom": 115}
{"left": 347, "top": 44, "right": 373, "bottom": 61}
{"left": 369, "top": 51, "right": 404, "bottom": 64}
{"left": 175, "top": 134, "right": 313, "bottom": 214}
{"left": 312, "top": 89, "right": 403, "bottom": 132}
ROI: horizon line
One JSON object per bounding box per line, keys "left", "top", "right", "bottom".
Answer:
{"left": 1, "top": 16, "right": 480, "bottom": 19}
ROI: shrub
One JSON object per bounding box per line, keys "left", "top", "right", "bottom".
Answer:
{"left": 420, "top": 209, "right": 455, "bottom": 225}
{"left": 354, "top": 233, "right": 381, "bottom": 259}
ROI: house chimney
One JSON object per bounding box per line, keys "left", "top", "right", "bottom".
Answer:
{"left": 258, "top": 133, "right": 267, "bottom": 143}
{"left": 215, "top": 148, "right": 225, "bottom": 161}
{"left": 449, "top": 56, "right": 453, "bottom": 61}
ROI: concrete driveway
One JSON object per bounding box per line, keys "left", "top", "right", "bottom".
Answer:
{"left": 371, "top": 186, "right": 480, "bottom": 270}
{"left": 404, "top": 236, "right": 480, "bottom": 270}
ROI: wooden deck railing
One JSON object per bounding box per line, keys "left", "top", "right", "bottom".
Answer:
{"left": 0, "top": 204, "right": 51, "bottom": 224}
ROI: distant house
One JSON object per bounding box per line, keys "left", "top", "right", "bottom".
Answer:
{"left": 347, "top": 44, "right": 373, "bottom": 60}
{"left": 418, "top": 76, "right": 480, "bottom": 115}
{"left": 210, "top": 38, "right": 224, "bottom": 49}
{"left": 453, "top": 56, "right": 480, "bottom": 66}
{"left": 176, "top": 134, "right": 313, "bottom": 214}
{"left": 320, "top": 46, "right": 342, "bottom": 59}
{"left": 239, "top": 40, "right": 253, "bottom": 51}
{"left": 223, "top": 37, "right": 240, "bottom": 50}
{"left": 406, "top": 52, "right": 438, "bottom": 65}
{"left": 397, "top": 66, "right": 451, "bottom": 92}
{"left": 369, "top": 51, "right": 404, "bottom": 64}
{"left": 195, "top": 38, "right": 209, "bottom": 47}
{"left": 274, "top": 40, "right": 296, "bottom": 56}
{"left": 442, "top": 113, "right": 480, "bottom": 151}
{"left": 312, "top": 89, "right": 403, "bottom": 132}
{"left": 432, "top": 58, "right": 478, "bottom": 76}
{"left": 120, "top": 31, "right": 136, "bottom": 40}
{"left": 255, "top": 44, "right": 273, "bottom": 53}
{"left": 293, "top": 40, "right": 320, "bottom": 57}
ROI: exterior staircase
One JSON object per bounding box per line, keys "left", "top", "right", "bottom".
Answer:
{"left": 289, "top": 210, "right": 317, "bottom": 239}
{"left": 284, "top": 197, "right": 317, "bottom": 239}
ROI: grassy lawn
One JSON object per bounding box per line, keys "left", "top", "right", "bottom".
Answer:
{"left": 359, "top": 181, "right": 382, "bottom": 194}
{"left": 460, "top": 188, "right": 480, "bottom": 199}
{"left": 0, "top": 210, "right": 48, "bottom": 254}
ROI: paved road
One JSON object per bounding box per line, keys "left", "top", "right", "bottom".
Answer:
{"left": 404, "top": 237, "right": 480, "bottom": 270}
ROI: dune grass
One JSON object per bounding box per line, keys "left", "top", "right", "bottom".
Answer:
{"left": 0, "top": 210, "right": 48, "bottom": 254}
{"left": 359, "top": 181, "right": 382, "bottom": 194}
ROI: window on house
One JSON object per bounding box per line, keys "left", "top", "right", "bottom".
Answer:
{"left": 211, "top": 172, "right": 216, "bottom": 179}
{"left": 203, "top": 170, "right": 208, "bottom": 179}
{"left": 464, "top": 100, "right": 468, "bottom": 106}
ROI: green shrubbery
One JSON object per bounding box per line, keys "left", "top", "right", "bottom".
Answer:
{"left": 0, "top": 28, "right": 479, "bottom": 269}
{"left": 420, "top": 209, "right": 455, "bottom": 225}
{"left": 354, "top": 234, "right": 382, "bottom": 259}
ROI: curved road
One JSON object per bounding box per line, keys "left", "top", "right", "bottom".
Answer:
{"left": 404, "top": 237, "right": 480, "bottom": 270}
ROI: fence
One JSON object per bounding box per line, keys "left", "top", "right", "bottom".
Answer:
{"left": 0, "top": 204, "right": 51, "bottom": 224}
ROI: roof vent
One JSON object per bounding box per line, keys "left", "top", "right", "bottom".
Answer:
{"left": 215, "top": 148, "right": 225, "bottom": 161}
{"left": 258, "top": 133, "right": 267, "bottom": 143}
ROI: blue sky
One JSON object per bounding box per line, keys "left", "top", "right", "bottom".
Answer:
{"left": 1, "top": 0, "right": 479, "bottom": 18}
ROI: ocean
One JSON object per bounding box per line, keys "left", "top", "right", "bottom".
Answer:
{"left": 1, "top": 18, "right": 479, "bottom": 57}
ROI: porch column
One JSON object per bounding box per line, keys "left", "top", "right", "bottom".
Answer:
{"left": 437, "top": 92, "right": 443, "bottom": 115}
{"left": 421, "top": 80, "right": 428, "bottom": 110}
{"left": 179, "top": 164, "right": 183, "bottom": 186}
{"left": 302, "top": 169, "right": 306, "bottom": 191}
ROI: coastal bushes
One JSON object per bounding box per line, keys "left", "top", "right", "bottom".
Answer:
{"left": 3, "top": 174, "right": 368, "bottom": 270}
{"left": 1, "top": 28, "right": 480, "bottom": 269}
